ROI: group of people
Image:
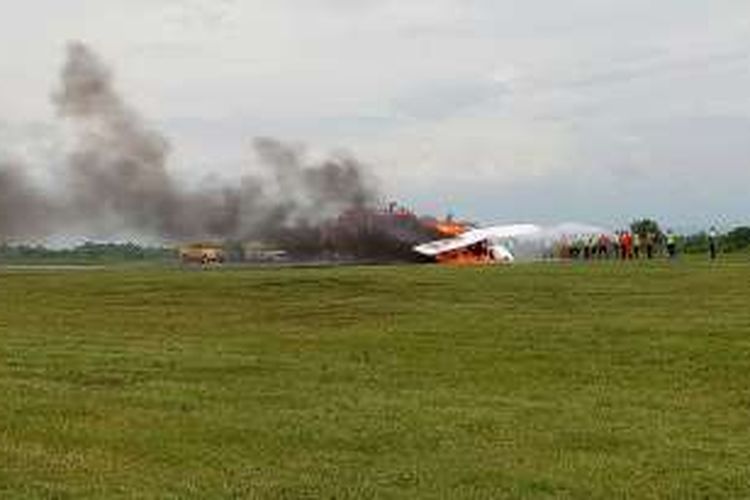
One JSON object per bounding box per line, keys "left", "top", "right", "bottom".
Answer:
{"left": 559, "top": 230, "right": 673, "bottom": 260}
{"left": 559, "top": 227, "right": 725, "bottom": 261}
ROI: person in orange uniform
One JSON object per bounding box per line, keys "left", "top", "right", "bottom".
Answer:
{"left": 620, "top": 231, "right": 633, "bottom": 259}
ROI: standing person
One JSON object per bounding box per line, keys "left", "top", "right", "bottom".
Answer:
{"left": 622, "top": 231, "right": 633, "bottom": 260}
{"left": 570, "top": 238, "right": 580, "bottom": 259}
{"left": 560, "top": 236, "right": 570, "bottom": 259}
{"left": 708, "top": 226, "right": 718, "bottom": 260}
{"left": 645, "top": 232, "right": 655, "bottom": 259}
{"left": 598, "top": 233, "right": 609, "bottom": 259}
{"left": 583, "top": 236, "right": 591, "bottom": 260}
{"left": 666, "top": 230, "right": 677, "bottom": 259}
{"left": 633, "top": 232, "right": 641, "bottom": 259}
{"left": 612, "top": 231, "right": 621, "bottom": 260}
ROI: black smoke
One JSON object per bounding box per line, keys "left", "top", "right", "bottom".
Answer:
{"left": 0, "top": 42, "right": 436, "bottom": 259}
{"left": 0, "top": 160, "right": 56, "bottom": 237}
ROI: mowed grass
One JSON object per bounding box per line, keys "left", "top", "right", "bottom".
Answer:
{"left": 1, "top": 261, "right": 750, "bottom": 499}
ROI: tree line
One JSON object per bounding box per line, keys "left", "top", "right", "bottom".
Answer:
{"left": 0, "top": 222, "right": 748, "bottom": 263}
{"left": 0, "top": 242, "right": 175, "bottom": 263}
{"left": 630, "top": 219, "right": 750, "bottom": 255}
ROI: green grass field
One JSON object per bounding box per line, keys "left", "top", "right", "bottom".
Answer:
{"left": 2, "top": 260, "right": 750, "bottom": 498}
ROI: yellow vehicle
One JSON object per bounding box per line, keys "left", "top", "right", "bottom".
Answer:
{"left": 179, "top": 243, "right": 225, "bottom": 265}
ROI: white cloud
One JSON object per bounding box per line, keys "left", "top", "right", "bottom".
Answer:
{"left": 1, "top": 0, "right": 749, "bottom": 225}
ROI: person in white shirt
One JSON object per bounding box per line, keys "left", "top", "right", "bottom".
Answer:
{"left": 708, "top": 226, "right": 718, "bottom": 260}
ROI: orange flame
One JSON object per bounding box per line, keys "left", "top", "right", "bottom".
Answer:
{"left": 435, "top": 241, "right": 495, "bottom": 265}
{"left": 434, "top": 222, "right": 469, "bottom": 237}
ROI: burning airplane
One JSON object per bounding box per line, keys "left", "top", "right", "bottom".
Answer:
{"left": 413, "top": 222, "right": 616, "bottom": 264}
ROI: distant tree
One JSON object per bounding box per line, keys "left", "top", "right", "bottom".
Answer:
{"left": 678, "top": 226, "right": 750, "bottom": 254}
{"left": 0, "top": 242, "right": 175, "bottom": 263}
{"left": 630, "top": 219, "right": 662, "bottom": 239}
{"left": 682, "top": 232, "right": 709, "bottom": 254}
{"left": 723, "top": 226, "right": 750, "bottom": 252}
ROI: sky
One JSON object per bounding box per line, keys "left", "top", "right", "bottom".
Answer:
{"left": 1, "top": 0, "right": 749, "bottom": 229}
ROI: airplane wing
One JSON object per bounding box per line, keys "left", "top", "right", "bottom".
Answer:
{"left": 414, "top": 224, "right": 541, "bottom": 257}
{"left": 413, "top": 231, "right": 490, "bottom": 257}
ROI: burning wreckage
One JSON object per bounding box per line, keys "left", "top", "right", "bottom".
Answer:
{"left": 177, "top": 206, "right": 472, "bottom": 265}
{"left": 178, "top": 215, "right": 617, "bottom": 266}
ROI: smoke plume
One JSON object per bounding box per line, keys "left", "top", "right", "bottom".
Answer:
{"left": 53, "top": 41, "right": 188, "bottom": 237}
{"left": 0, "top": 160, "right": 56, "bottom": 238}
{"left": 0, "top": 41, "right": 433, "bottom": 259}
